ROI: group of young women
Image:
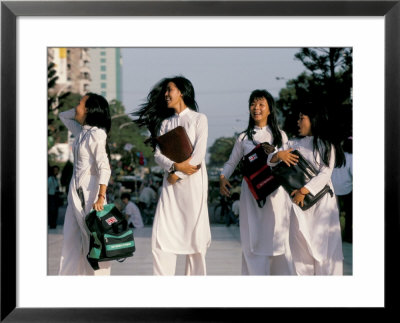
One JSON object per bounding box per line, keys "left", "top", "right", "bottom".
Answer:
{"left": 57, "top": 75, "right": 346, "bottom": 276}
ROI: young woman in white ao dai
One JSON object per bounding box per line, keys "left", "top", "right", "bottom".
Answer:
{"left": 58, "top": 94, "right": 112, "bottom": 275}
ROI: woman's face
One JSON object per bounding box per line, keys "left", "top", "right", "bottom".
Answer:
{"left": 250, "top": 97, "right": 270, "bottom": 126}
{"left": 165, "top": 82, "right": 184, "bottom": 109}
{"left": 298, "top": 113, "right": 312, "bottom": 136}
{"left": 75, "top": 95, "right": 89, "bottom": 125}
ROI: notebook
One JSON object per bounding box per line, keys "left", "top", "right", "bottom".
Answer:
{"left": 155, "top": 126, "right": 193, "bottom": 163}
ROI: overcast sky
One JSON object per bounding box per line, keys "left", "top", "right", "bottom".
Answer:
{"left": 121, "top": 47, "right": 306, "bottom": 160}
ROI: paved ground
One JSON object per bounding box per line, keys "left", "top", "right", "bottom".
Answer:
{"left": 48, "top": 205, "right": 352, "bottom": 275}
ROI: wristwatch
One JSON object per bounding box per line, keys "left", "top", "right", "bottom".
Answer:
{"left": 169, "top": 163, "right": 176, "bottom": 174}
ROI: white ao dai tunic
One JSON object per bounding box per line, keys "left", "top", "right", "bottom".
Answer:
{"left": 221, "top": 126, "right": 292, "bottom": 257}
{"left": 288, "top": 136, "right": 343, "bottom": 275}
{"left": 58, "top": 109, "right": 111, "bottom": 275}
{"left": 152, "top": 108, "right": 211, "bottom": 254}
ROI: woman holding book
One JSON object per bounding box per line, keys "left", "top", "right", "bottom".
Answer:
{"left": 269, "top": 103, "right": 345, "bottom": 275}
{"left": 220, "top": 89, "right": 297, "bottom": 275}
{"left": 133, "top": 76, "right": 211, "bottom": 275}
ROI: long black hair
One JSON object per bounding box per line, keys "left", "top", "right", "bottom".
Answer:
{"left": 84, "top": 92, "right": 111, "bottom": 159}
{"left": 132, "top": 76, "right": 198, "bottom": 150}
{"left": 298, "top": 103, "right": 345, "bottom": 168}
{"left": 84, "top": 93, "right": 111, "bottom": 134}
{"left": 241, "top": 89, "right": 283, "bottom": 148}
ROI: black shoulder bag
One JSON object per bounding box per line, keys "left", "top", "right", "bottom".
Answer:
{"left": 271, "top": 150, "right": 333, "bottom": 211}
{"left": 241, "top": 142, "right": 281, "bottom": 208}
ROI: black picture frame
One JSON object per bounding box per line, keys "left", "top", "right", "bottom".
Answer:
{"left": 1, "top": 0, "right": 398, "bottom": 321}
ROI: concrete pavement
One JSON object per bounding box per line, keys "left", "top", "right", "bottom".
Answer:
{"left": 48, "top": 205, "right": 352, "bottom": 275}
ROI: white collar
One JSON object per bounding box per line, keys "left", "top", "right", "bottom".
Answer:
{"left": 254, "top": 125, "right": 269, "bottom": 131}
{"left": 174, "top": 107, "right": 190, "bottom": 117}
{"left": 83, "top": 125, "right": 94, "bottom": 130}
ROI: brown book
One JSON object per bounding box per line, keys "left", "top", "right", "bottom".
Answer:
{"left": 155, "top": 126, "right": 193, "bottom": 163}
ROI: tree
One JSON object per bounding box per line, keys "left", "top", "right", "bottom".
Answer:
{"left": 108, "top": 101, "right": 155, "bottom": 167}
{"left": 277, "top": 48, "right": 352, "bottom": 141}
{"left": 208, "top": 136, "right": 236, "bottom": 167}
{"left": 48, "top": 62, "right": 80, "bottom": 150}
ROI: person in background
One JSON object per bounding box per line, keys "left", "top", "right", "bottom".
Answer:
{"left": 139, "top": 182, "right": 157, "bottom": 208}
{"left": 48, "top": 165, "right": 61, "bottom": 229}
{"left": 133, "top": 75, "right": 211, "bottom": 276}
{"left": 138, "top": 182, "right": 157, "bottom": 224}
{"left": 58, "top": 93, "right": 112, "bottom": 276}
{"left": 121, "top": 192, "right": 144, "bottom": 229}
{"left": 60, "top": 160, "right": 73, "bottom": 196}
{"left": 331, "top": 137, "right": 353, "bottom": 243}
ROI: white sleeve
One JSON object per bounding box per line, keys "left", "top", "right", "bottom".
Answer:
{"left": 88, "top": 130, "right": 111, "bottom": 186}
{"left": 267, "top": 130, "right": 289, "bottom": 167}
{"left": 304, "top": 145, "right": 335, "bottom": 195}
{"left": 59, "top": 108, "right": 82, "bottom": 137}
{"left": 154, "top": 120, "right": 175, "bottom": 172}
{"left": 348, "top": 154, "right": 353, "bottom": 180}
{"left": 221, "top": 136, "right": 243, "bottom": 180}
{"left": 175, "top": 114, "right": 208, "bottom": 180}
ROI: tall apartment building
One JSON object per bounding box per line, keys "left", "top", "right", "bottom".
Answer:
{"left": 89, "top": 48, "right": 122, "bottom": 102}
{"left": 48, "top": 47, "right": 91, "bottom": 96}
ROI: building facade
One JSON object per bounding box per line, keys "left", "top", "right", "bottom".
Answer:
{"left": 89, "top": 48, "right": 123, "bottom": 102}
{"left": 48, "top": 47, "right": 91, "bottom": 96}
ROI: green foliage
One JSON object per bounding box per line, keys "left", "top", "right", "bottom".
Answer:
{"left": 108, "top": 99, "right": 125, "bottom": 116}
{"left": 208, "top": 136, "right": 236, "bottom": 167}
{"left": 277, "top": 48, "right": 352, "bottom": 140}
{"left": 48, "top": 62, "right": 81, "bottom": 149}
{"left": 108, "top": 100, "right": 155, "bottom": 166}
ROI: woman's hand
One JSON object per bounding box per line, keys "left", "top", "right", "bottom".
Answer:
{"left": 92, "top": 196, "right": 105, "bottom": 211}
{"left": 291, "top": 187, "right": 309, "bottom": 208}
{"left": 277, "top": 149, "right": 299, "bottom": 167}
{"left": 174, "top": 157, "right": 200, "bottom": 175}
{"left": 219, "top": 175, "right": 232, "bottom": 197}
{"left": 167, "top": 173, "right": 180, "bottom": 185}
{"left": 261, "top": 142, "right": 275, "bottom": 155}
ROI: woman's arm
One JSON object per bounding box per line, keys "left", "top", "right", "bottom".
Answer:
{"left": 269, "top": 149, "right": 299, "bottom": 166}
{"left": 93, "top": 184, "right": 107, "bottom": 211}
{"left": 89, "top": 130, "right": 111, "bottom": 211}
{"left": 173, "top": 114, "right": 208, "bottom": 180}
{"left": 219, "top": 136, "right": 243, "bottom": 197}
{"left": 59, "top": 108, "right": 82, "bottom": 137}
{"left": 268, "top": 132, "right": 298, "bottom": 167}
{"left": 220, "top": 135, "right": 243, "bottom": 180}
{"left": 304, "top": 144, "right": 336, "bottom": 196}
{"left": 153, "top": 120, "right": 178, "bottom": 172}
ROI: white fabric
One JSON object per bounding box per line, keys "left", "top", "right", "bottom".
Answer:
{"left": 287, "top": 136, "right": 343, "bottom": 275}
{"left": 124, "top": 201, "right": 144, "bottom": 228}
{"left": 231, "top": 200, "right": 240, "bottom": 216}
{"left": 331, "top": 152, "right": 353, "bottom": 195}
{"left": 139, "top": 186, "right": 157, "bottom": 206}
{"left": 242, "top": 252, "right": 294, "bottom": 275}
{"left": 152, "top": 247, "right": 206, "bottom": 276}
{"left": 221, "top": 126, "right": 292, "bottom": 258}
{"left": 58, "top": 109, "right": 111, "bottom": 275}
{"left": 289, "top": 212, "right": 343, "bottom": 275}
{"left": 152, "top": 108, "right": 211, "bottom": 255}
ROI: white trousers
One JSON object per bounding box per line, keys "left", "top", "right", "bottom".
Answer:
{"left": 242, "top": 251, "right": 294, "bottom": 275}
{"left": 58, "top": 204, "right": 111, "bottom": 276}
{"left": 289, "top": 212, "right": 343, "bottom": 275}
{"left": 152, "top": 247, "right": 206, "bottom": 276}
